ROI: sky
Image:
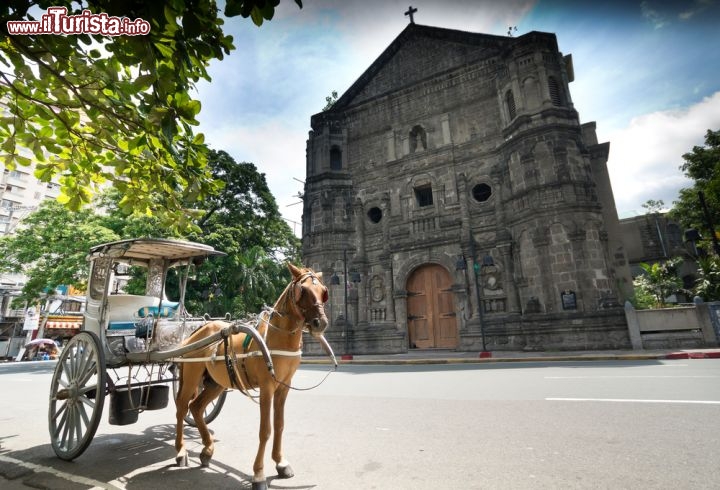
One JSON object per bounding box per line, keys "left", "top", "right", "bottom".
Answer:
{"left": 194, "top": 0, "right": 720, "bottom": 235}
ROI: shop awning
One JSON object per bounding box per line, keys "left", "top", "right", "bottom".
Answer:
{"left": 45, "top": 317, "right": 82, "bottom": 330}
{"left": 45, "top": 321, "right": 81, "bottom": 329}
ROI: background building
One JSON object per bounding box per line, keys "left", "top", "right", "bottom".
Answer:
{"left": 301, "top": 23, "right": 634, "bottom": 354}
{"left": 619, "top": 213, "right": 698, "bottom": 302}
{"left": 0, "top": 144, "right": 63, "bottom": 358}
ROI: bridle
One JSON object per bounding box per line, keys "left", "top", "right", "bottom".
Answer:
{"left": 269, "top": 271, "right": 328, "bottom": 336}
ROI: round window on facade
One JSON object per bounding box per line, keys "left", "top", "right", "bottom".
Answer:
{"left": 472, "top": 183, "right": 492, "bottom": 202}
{"left": 367, "top": 207, "right": 382, "bottom": 224}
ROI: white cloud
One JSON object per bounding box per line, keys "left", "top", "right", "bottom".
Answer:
{"left": 606, "top": 91, "right": 720, "bottom": 217}
{"left": 640, "top": 1, "right": 669, "bottom": 29}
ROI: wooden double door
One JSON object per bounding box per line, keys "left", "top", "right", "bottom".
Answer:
{"left": 407, "top": 264, "right": 458, "bottom": 349}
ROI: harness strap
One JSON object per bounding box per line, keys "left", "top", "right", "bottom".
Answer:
{"left": 168, "top": 349, "right": 302, "bottom": 363}
{"left": 222, "top": 333, "right": 252, "bottom": 397}
{"left": 242, "top": 332, "right": 253, "bottom": 351}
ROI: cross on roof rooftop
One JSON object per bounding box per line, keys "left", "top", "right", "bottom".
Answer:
{"left": 405, "top": 5, "right": 417, "bottom": 24}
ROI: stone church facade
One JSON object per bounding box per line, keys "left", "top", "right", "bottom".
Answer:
{"left": 301, "top": 24, "right": 634, "bottom": 354}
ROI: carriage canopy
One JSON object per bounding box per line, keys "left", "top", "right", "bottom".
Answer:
{"left": 87, "top": 238, "right": 226, "bottom": 267}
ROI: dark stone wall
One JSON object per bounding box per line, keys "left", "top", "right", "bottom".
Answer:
{"left": 302, "top": 26, "right": 632, "bottom": 354}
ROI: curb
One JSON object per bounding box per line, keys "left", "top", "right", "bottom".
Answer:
{"left": 302, "top": 354, "right": 667, "bottom": 365}
{"left": 301, "top": 350, "right": 720, "bottom": 365}
{"left": 665, "top": 351, "right": 720, "bottom": 360}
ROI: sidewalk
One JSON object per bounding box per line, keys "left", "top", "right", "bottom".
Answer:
{"left": 302, "top": 347, "right": 720, "bottom": 365}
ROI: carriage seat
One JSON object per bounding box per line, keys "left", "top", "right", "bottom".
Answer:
{"left": 133, "top": 302, "right": 180, "bottom": 339}
{"left": 106, "top": 295, "right": 160, "bottom": 331}
{"left": 137, "top": 302, "right": 179, "bottom": 319}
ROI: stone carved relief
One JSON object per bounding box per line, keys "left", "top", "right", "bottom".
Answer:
{"left": 370, "top": 274, "right": 384, "bottom": 302}
{"left": 481, "top": 263, "right": 503, "bottom": 295}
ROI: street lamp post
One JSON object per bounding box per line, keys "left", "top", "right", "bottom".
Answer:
{"left": 457, "top": 249, "right": 493, "bottom": 358}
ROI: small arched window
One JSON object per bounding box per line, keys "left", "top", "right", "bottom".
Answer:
{"left": 505, "top": 90, "right": 516, "bottom": 120}
{"left": 414, "top": 185, "right": 433, "bottom": 207}
{"left": 330, "top": 146, "right": 342, "bottom": 170}
{"left": 548, "top": 76, "right": 562, "bottom": 106}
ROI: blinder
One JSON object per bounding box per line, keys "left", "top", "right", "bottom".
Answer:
{"left": 293, "top": 272, "right": 329, "bottom": 305}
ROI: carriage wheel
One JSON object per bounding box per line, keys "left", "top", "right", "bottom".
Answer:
{"left": 48, "top": 331, "right": 107, "bottom": 461}
{"left": 171, "top": 364, "right": 227, "bottom": 426}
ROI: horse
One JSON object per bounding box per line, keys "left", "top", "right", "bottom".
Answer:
{"left": 174, "top": 263, "right": 329, "bottom": 490}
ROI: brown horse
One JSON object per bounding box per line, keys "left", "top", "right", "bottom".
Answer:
{"left": 174, "top": 263, "right": 329, "bottom": 490}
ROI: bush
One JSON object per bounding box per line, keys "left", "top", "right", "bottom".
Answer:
{"left": 633, "top": 257, "right": 684, "bottom": 308}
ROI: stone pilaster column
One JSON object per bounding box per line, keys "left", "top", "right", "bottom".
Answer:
{"left": 568, "top": 228, "right": 587, "bottom": 311}
{"left": 381, "top": 194, "right": 391, "bottom": 256}
{"left": 497, "top": 242, "right": 520, "bottom": 314}
{"left": 491, "top": 167, "right": 507, "bottom": 231}
{"left": 457, "top": 173, "right": 472, "bottom": 245}
{"left": 354, "top": 199, "right": 366, "bottom": 264}
{"left": 394, "top": 290, "right": 408, "bottom": 335}
{"left": 385, "top": 267, "right": 395, "bottom": 322}
{"left": 385, "top": 130, "right": 396, "bottom": 162}
{"left": 532, "top": 228, "right": 553, "bottom": 312}
{"left": 357, "top": 273, "right": 368, "bottom": 326}
{"left": 467, "top": 252, "right": 482, "bottom": 320}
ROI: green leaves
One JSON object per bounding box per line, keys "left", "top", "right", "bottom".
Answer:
{"left": 669, "top": 128, "right": 720, "bottom": 239}
{"left": 0, "top": 1, "right": 302, "bottom": 235}
{"left": 634, "top": 257, "right": 684, "bottom": 308}
{"left": 224, "top": 0, "right": 301, "bottom": 26}
{"left": 0, "top": 200, "right": 119, "bottom": 304}
{"left": 693, "top": 255, "right": 720, "bottom": 302}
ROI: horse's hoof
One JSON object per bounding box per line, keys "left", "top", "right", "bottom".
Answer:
{"left": 276, "top": 463, "right": 294, "bottom": 479}
{"left": 251, "top": 481, "right": 268, "bottom": 490}
{"left": 199, "top": 451, "right": 212, "bottom": 467}
{"left": 175, "top": 453, "right": 188, "bottom": 467}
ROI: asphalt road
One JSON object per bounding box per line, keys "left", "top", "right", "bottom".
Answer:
{"left": 2, "top": 359, "right": 720, "bottom": 489}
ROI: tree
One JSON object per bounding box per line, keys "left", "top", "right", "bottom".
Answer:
{"left": 323, "top": 90, "right": 338, "bottom": 110}
{"left": 693, "top": 255, "right": 720, "bottom": 302}
{"left": 185, "top": 245, "right": 290, "bottom": 318}
{"left": 183, "top": 149, "right": 300, "bottom": 317}
{"left": 95, "top": 187, "right": 173, "bottom": 239}
{"left": 0, "top": 0, "right": 302, "bottom": 233}
{"left": 0, "top": 147, "right": 299, "bottom": 315}
{"left": 194, "top": 149, "right": 298, "bottom": 255}
{"left": 0, "top": 199, "right": 118, "bottom": 304}
{"left": 633, "top": 257, "right": 684, "bottom": 308}
{"left": 641, "top": 199, "right": 665, "bottom": 214}
{"left": 669, "top": 129, "right": 720, "bottom": 248}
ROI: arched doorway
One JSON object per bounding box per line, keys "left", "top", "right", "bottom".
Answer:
{"left": 406, "top": 264, "right": 458, "bottom": 349}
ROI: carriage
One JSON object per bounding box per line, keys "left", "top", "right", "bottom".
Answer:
{"left": 48, "top": 238, "right": 334, "bottom": 489}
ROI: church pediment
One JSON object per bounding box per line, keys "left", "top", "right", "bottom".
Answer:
{"left": 333, "top": 24, "right": 510, "bottom": 109}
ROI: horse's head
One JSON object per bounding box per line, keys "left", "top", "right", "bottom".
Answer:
{"left": 287, "top": 263, "right": 329, "bottom": 337}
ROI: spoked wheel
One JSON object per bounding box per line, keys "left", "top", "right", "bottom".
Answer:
{"left": 48, "top": 331, "right": 107, "bottom": 461}
{"left": 171, "top": 364, "right": 227, "bottom": 426}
